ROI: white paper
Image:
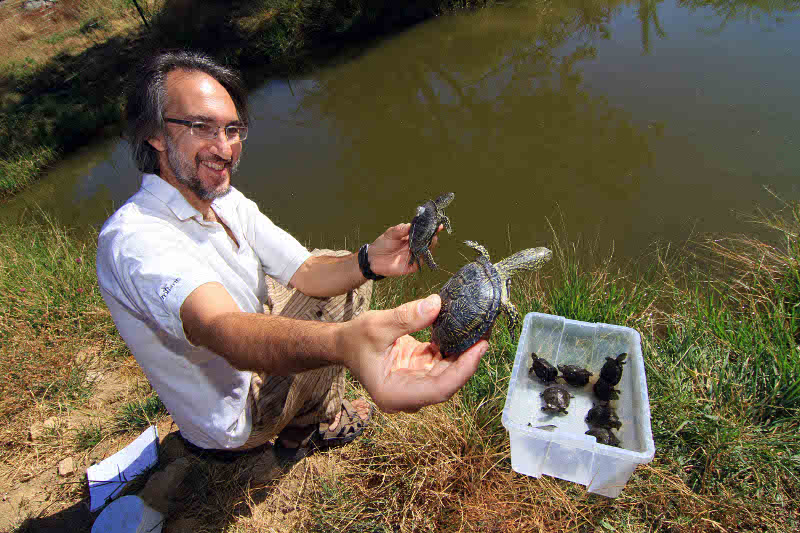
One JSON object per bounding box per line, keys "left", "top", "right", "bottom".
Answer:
{"left": 91, "top": 495, "right": 164, "bottom": 533}
{"left": 86, "top": 426, "right": 159, "bottom": 512}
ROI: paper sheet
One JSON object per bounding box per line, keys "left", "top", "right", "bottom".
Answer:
{"left": 86, "top": 425, "right": 159, "bottom": 512}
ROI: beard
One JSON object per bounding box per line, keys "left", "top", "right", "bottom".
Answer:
{"left": 164, "top": 135, "right": 240, "bottom": 201}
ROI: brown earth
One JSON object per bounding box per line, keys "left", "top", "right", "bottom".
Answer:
{"left": 0, "top": 353, "right": 354, "bottom": 533}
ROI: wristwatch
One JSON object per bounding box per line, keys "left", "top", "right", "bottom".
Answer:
{"left": 358, "top": 244, "right": 385, "bottom": 281}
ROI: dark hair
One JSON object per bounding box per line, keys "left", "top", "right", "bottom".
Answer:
{"left": 125, "top": 50, "right": 249, "bottom": 174}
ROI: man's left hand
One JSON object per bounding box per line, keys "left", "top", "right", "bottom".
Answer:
{"left": 368, "top": 223, "right": 441, "bottom": 277}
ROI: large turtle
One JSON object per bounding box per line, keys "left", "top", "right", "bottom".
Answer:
{"left": 408, "top": 192, "right": 454, "bottom": 271}
{"left": 431, "top": 241, "right": 552, "bottom": 355}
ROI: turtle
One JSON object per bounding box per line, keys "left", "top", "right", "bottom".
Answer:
{"left": 599, "top": 352, "right": 627, "bottom": 386}
{"left": 593, "top": 378, "right": 619, "bottom": 402}
{"left": 541, "top": 386, "right": 572, "bottom": 415}
{"left": 585, "top": 427, "right": 621, "bottom": 447}
{"left": 557, "top": 364, "right": 593, "bottom": 387}
{"left": 529, "top": 353, "right": 558, "bottom": 384}
{"left": 431, "top": 241, "right": 552, "bottom": 355}
{"left": 585, "top": 403, "right": 622, "bottom": 430}
{"left": 408, "top": 192, "right": 455, "bottom": 271}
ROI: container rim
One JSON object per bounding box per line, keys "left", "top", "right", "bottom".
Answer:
{"left": 501, "top": 312, "right": 656, "bottom": 462}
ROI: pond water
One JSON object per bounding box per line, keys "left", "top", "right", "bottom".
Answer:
{"left": 5, "top": 0, "right": 799, "bottom": 284}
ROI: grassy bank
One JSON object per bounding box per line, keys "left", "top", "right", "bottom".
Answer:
{"left": 0, "top": 0, "right": 493, "bottom": 198}
{"left": 1, "top": 205, "right": 798, "bottom": 531}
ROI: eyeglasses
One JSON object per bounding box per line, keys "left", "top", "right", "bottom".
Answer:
{"left": 163, "top": 117, "right": 248, "bottom": 143}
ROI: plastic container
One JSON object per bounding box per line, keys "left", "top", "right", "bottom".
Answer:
{"left": 501, "top": 312, "right": 655, "bottom": 497}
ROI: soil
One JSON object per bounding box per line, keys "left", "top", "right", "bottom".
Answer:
{"left": 0, "top": 358, "right": 338, "bottom": 532}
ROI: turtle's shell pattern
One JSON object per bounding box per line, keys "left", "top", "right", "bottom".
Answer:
{"left": 431, "top": 255, "right": 501, "bottom": 355}
{"left": 409, "top": 200, "right": 438, "bottom": 258}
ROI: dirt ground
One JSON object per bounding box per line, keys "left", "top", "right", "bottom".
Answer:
{"left": 0, "top": 355, "right": 326, "bottom": 533}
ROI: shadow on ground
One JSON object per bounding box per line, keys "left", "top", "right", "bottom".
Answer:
{"left": 13, "top": 430, "right": 304, "bottom": 532}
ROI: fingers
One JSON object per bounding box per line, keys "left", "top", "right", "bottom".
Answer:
{"left": 421, "top": 340, "right": 487, "bottom": 405}
{"left": 387, "top": 340, "right": 488, "bottom": 414}
{"left": 379, "top": 294, "right": 441, "bottom": 342}
{"left": 382, "top": 223, "right": 411, "bottom": 241}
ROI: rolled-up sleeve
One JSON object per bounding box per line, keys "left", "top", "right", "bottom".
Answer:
{"left": 97, "top": 222, "right": 224, "bottom": 341}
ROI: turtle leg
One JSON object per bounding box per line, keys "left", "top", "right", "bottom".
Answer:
{"left": 502, "top": 298, "right": 520, "bottom": 338}
{"left": 422, "top": 249, "right": 439, "bottom": 270}
{"left": 440, "top": 215, "right": 453, "bottom": 234}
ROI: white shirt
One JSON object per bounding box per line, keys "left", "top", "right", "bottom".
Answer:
{"left": 96, "top": 174, "right": 311, "bottom": 449}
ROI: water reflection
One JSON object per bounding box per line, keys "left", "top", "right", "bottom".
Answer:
{"left": 5, "top": 0, "right": 799, "bottom": 267}
{"left": 636, "top": 0, "right": 667, "bottom": 54}
{"left": 261, "top": 0, "right": 657, "bottom": 268}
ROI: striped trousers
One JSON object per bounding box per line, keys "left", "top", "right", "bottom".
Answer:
{"left": 235, "top": 249, "right": 373, "bottom": 450}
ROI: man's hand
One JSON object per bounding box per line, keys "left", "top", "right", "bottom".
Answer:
{"left": 367, "top": 223, "right": 442, "bottom": 277}
{"left": 339, "top": 294, "right": 487, "bottom": 413}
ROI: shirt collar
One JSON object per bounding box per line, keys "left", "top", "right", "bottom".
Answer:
{"left": 140, "top": 173, "right": 203, "bottom": 221}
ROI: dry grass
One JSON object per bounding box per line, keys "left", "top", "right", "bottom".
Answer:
{"left": 1, "top": 208, "right": 798, "bottom": 531}
{"left": 0, "top": 0, "right": 151, "bottom": 74}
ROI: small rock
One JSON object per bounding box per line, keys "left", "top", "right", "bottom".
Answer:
{"left": 28, "top": 417, "right": 57, "bottom": 440}
{"left": 75, "top": 348, "right": 96, "bottom": 365}
{"left": 85, "top": 370, "right": 104, "bottom": 383}
{"left": 29, "top": 423, "right": 45, "bottom": 441}
{"left": 58, "top": 457, "right": 75, "bottom": 477}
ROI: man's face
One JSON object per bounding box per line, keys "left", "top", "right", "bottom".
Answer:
{"left": 149, "top": 70, "right": 244, "bottom": 201}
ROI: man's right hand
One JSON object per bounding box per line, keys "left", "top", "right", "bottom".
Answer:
{"left": 337, "top": 294, "right": 488, "bottom": 413}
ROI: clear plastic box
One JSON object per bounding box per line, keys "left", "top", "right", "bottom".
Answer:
{"left": 501, "top": 312, "right": 655, "bottom": 497}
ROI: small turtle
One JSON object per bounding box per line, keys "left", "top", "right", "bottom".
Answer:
{"left": 408, "top": 192, "right": 454, "bottom": 271}
{"left": 431, "top": 241, "right": 552, "bottom": 355}
{"left": 593, "top": 378, "right": 619, "bottom": 402}
{"left": 529, "top": 353, "right": 558, "bottom": 384}
{"left": 585, "top": 403, "right": 622, "bottom": 429}
{"left": 557, "top": 364, "right": 593, "bottom": 387}
{"left": 585, "top": 427, "right": 621, "bottom": 447}
{"left": 599, "top": 352, "right": 627, "bottom": 386}
{"left": 541, "top": 385, "right": 572, "bottom": 415}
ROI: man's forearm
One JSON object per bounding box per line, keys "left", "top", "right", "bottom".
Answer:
{"left": 289, "top": 253, "right": 366, "bottom": 297}
{"left": 197, "top": 311, "right": 348, "bottom": 375}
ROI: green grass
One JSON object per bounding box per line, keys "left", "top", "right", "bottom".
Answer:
{"left": 359, "top": 206, "right": 800, "bottom": 531}
{"left": 0, "top": 212, "right": 122, "bottom": 461}
{"left": 114, "top": 395, "right": 168, "bottom": 432}
{"left": 74, "top": 422, "right": 104, "bottom": 451}
{"left": 0, "top": 199, "right": 798, "bottom": 529}
{"left": 0, "top": 146, "right": 58, "bottom": 198}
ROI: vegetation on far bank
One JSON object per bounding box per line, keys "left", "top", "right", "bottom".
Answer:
{"left": 0, "top": 0, "right": 494, "bottom": 198}
{"left": 2, "top": 204, "right": 798, "bottom": 531}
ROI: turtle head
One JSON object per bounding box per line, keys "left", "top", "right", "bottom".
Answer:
{"left": 434, "top": 192, "right": 455, "bottom": 208}
{"left": 495, "top": 247, "right": 552, "bottom": 279}
{"left": 415, "top": 205, "right": 426, "bottom": 217}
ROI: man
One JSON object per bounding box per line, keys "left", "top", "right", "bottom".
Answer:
{"left": 96, "top": 50, "right": 487, "bottom": 458}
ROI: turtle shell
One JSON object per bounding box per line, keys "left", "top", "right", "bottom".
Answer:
{"left": 431, "top": 255, "right": 502, "bottom": 355}
{"left": 599, "top": 352, "right": 627, "bottom": 386}
{"left": 529, "top": 354, "right": 558, "bottom": 384}
{"left": 409, "top": 200, "right": 438, "bottom": 259}
{"left": 585, "top": 427, "right": 621, "bottom": 447}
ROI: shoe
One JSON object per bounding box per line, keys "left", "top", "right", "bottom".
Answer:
{"left": 274, "top": 399, "right": 373, "bottom": 463}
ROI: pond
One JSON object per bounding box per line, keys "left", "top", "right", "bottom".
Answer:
{"left": 5, "top": 0, "right": 799, "bottom": 286}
